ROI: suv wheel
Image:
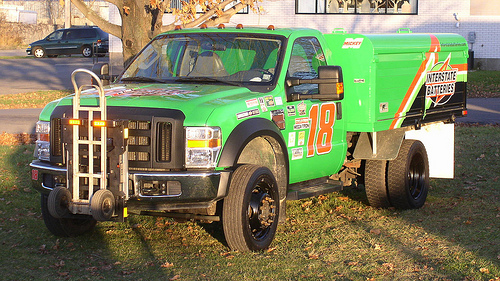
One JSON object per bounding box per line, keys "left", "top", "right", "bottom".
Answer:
{"left": 33, "top": 47, "right": 46, "bottom": 58}
{"left": 82, "top": 45, "right": 93, "bottom": 57}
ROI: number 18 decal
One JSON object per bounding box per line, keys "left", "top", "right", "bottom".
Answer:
{"left": 307, "top": 103, "right": 336, "bottom": 157}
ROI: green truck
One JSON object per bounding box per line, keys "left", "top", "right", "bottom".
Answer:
{"left": 30, "top": 25, "right": 468, "bottom": 251}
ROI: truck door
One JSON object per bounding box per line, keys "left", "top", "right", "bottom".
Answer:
{"left": 284, "top": 37, "right": 345, "bottom": 184}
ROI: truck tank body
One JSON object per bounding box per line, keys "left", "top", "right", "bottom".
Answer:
{"left": 324, "top": 32, "right": 468, "bottom": 132}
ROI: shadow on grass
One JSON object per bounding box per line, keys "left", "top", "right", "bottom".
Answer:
{"left": 2, "top": 126, "right": 498, "bottom": 279}
{"left": 329, "top": 127, "right": 500, "bottom": 279}
{"left": 1, "top": 145, "right": 179, "bottom": 279}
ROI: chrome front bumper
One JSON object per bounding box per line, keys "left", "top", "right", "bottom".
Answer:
{"left": 30, "top": 160, "right": 230, "bottom": 211}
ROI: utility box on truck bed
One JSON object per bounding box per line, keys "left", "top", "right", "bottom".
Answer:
{"left": 324, "top": 32, "right": 468, "bottom": 132}
{"left": 30, "top": 26, "right": 467, "bottom": 252}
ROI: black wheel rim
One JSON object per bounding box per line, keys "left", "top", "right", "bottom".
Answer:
{"left": 247, "top": 176, "right": 277, "bottom": 241}
{"left": 408, "top": 153, "right": 426, "bottom": 200}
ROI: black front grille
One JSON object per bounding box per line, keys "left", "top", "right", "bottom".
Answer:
{"left": 49, "top": 106, "right": 185, "bottom": 170}
{"left": 156, "top": 122, "right": 172, "bottom": 162}
{"left": 51, "top": 118, "right": 62, "bottom": 157}
{"left": 127, "top": 120, "right": 152, "bottom": 165}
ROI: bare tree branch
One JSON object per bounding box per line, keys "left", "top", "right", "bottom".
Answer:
{"left": 202, "top": 2, "right": 247, "bottom": 26}
{"left": 182, "top": 0, "right": 245, "bottom": 29}
{"left": 70, "top": 0, "right": 122, "bottom": 38}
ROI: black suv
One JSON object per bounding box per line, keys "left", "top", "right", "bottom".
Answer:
{"left": 26, "top": 26, "right": 109, "bottom": 58}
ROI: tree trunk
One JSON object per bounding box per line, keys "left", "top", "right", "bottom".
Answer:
{"left": 71, "top": 0, "right": 254, "bottom": 66}
{"left": 120, "top": 0, "right": 157, "bottom": 65}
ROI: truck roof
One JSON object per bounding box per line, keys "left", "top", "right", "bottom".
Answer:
{"left": 159, "top": 25, "right": 323, "bottom": 38}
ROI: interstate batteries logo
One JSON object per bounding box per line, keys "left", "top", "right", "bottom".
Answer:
{"left": 425, "top": 55, "right": 458, "bottom": 106}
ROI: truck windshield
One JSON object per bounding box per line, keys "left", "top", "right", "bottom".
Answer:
{"left": 120, "top": 33, "right": 283, "bottom": 86}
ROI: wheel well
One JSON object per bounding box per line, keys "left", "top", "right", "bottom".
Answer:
{"left": 82, "top": 45, "right": 92, "bottom": 53}
{"left": 217, "top": 118, "right": 288, "bottom": 222}
{"left": 236, "top": 135, "right": 288, "bottom": 223}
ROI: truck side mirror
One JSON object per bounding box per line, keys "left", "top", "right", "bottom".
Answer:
{"left": 91, "top": 63, "right": 110, "bottom": 86}
{"left": 318, "top": 65, "right": 344, "bottom": 101}
{"left": 287, "top": 65, "right": 344, "bottom": 101}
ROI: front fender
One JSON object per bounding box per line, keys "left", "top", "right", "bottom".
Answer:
{"left": 218, "top": 118, "right": 288, "bottom": 168}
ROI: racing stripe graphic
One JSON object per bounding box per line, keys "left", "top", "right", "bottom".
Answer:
{"left": 389, "top": 35, "right": 441, "bottom": 130}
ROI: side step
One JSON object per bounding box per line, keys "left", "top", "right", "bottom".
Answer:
{"left": 287, "top": 177, "right": 343, "bottom": 201}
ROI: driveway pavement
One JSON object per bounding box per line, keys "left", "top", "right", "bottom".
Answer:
{"left": 0, "top": 49, "right": 26, "bottom": 57}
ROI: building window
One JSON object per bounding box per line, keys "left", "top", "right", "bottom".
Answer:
{"left": 296, "top": 0, "right": 417, "bottom": 14}
{"left": 168, "top": 0, "right": 248, "bottom": 14}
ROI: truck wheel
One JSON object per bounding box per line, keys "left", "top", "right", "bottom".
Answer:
{"left": 222, "top": 165, "right": 279, "bottom": 251}
{"left": 365, "top": 160, "right": 392, "bottom": 208}
{"left": 48, "top": 186, "right": 72, "bottom": 218}
{"left": 33, "top": 47, "right": 46, "bottom": 58}
{"left": 387, "top": 140, "right": 429, "bottom": 209}
{"left": 82, "top": 45, "right": 93, "bottom": 57}
{"left": 41, "top": 194, "right": 96, "bottom": 237}
{"left": 90, "top": 189, "right": 115, "bottom": 221}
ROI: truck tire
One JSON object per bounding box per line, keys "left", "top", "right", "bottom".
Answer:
{"left": 387, "top": 139, "right": 429, "bottom": 209}
{"left": 365, "top": 160, "right": 392, "bottom": 208}
{"left": 222, "top": 165, "right": 279, "bottom": 251}
{"left": 41, "top": 194, "right": 96, "bottom": 237}
{"left": 90, "top": 189, "right": 115, "bottom": 221}
{"left": 47, "top": 186, "right": 72, "bottom": 218}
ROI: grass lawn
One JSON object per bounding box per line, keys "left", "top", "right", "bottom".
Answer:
{"left": 0, "top": 126, "right": 498, "bottom": 280}
{"left": 468, "top": 70, "right": 500, "bottom": 98}
{"left": 0, "top": 90, "right": 71, "bottom": 109}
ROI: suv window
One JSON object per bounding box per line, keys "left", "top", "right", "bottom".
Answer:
{"left": 79, "top": 29, "right": 97, "bottom": 38}
{"left": 48, "top": 30, "right": 64, "bottom": 41}
{"left": 68, "top": 29, "right": 96, "bottom": 39}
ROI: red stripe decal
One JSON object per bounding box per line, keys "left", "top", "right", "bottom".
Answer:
{"left": 389, "top": 35, "right": 441, "bottom": 130}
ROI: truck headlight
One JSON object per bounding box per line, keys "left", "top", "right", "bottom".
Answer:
{"left": 185, "top": 127, "right": 221, "bottom": 168}
{"left": 35, "top": 121, "right": 50, "bottom": 160}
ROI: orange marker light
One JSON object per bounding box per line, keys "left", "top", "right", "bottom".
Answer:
{"left": 69, "top": 119, "right": 81, "bottom": 126}
{"left": 218, "top": 24, "right": 225, "bottom": 29}
{"left": 236, "top": 24, "right": 244, "bottom": 29}
{"left": 92, "top": 120, "right": 107, "bottom": 127}
{"left": 267, "top": 25, "right": 275, "bottom": 30}
{"left": 337, "top": 82, "right": 344, "bottom": 94}
{"left": 187, "top": 139, "right": 221, "bottom": 148}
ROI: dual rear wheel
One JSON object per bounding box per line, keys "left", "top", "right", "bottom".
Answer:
{"left": 365, "top": 139, "right": 429, "bottom": 209}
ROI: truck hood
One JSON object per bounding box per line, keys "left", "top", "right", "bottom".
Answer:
{"left": 46, "top": 83, "right": 254, "bottom": 125}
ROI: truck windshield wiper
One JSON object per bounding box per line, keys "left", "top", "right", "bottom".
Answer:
{"left": 174, "top": 77, "right": 241, "bottom": 87}
{"left": 120, "top": 76, "right": 167, "bottom": 83}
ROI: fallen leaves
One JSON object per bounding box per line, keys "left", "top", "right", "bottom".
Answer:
{"left": 480, "top": 267, "right": 490, "bottom": 274}
{"left": 0, "top": 133, "right": 35, "bottom": 145}
{"left": 161, "top": 261, "right": 174, "bottom": 268}
{"left": 169, "top": 274, "right": 181, "bottom": 280}
{"left": 382, "top": 262, "right": 395, "bottom": 271}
